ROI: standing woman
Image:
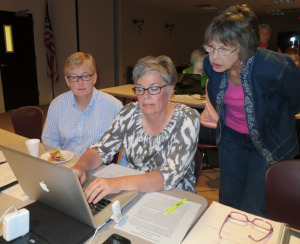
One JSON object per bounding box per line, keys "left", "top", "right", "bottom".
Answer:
{"left": 203, "top": 5, "right": 300, "bottom": 217}
{"left": 72, "top": 55, "right": 200, "bottom": 204}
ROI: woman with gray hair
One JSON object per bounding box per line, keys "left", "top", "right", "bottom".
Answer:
{"left": 203, "top": 5, "right": 300, "bottom": 217}
{"left": 72, "top": 55, "right": 200, "bottom": 204}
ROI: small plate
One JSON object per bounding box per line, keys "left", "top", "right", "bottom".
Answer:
{"left": 40, "top": 150, "right": 74, "bottom": 163}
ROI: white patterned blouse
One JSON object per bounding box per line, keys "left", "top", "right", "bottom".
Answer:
{"left": 90, "top": 102, "right": 200, "bottom": 193}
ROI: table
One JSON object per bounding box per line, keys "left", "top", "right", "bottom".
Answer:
{"left": 100, "top": 84, "right": 206, "bottom": 109}
{"left": 0, "top": 129, "right": 208, "bottom": 243}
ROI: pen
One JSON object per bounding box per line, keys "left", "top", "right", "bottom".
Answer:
{"left": 165, "top": 198, "right": 187, "bottom": 215}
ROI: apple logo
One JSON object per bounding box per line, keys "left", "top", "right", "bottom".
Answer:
{"left": 39, "top": 181, "right": 50, "bottom": 192}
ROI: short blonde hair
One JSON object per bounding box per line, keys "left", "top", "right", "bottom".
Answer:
{"left": 64, "top": 52, "right": 97, "bottom": 75}
{"left": 190, "top": 50, "right": 206, "bottom": 65}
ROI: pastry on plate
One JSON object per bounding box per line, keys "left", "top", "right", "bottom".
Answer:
{"left": 49, "top": 149, "right": 65, "bottom": 162}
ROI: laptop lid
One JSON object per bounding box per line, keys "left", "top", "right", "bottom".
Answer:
{"left": 0, "top": 145, "right": 138, "bottom": 229}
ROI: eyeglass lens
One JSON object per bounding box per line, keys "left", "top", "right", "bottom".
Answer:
{"left": 219, "top": 212, "right": 273, "bottom": 242}
{"left": 204, "top": 44, "right": 237, "bottom": 56}
{"left": 68, "top": 74, "right": 93, "bottom": 82}
{"left": 132, "top": 84, "right": 167, "bottom": 95}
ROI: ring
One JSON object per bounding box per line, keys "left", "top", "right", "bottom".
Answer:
{"left": 97, "top": 186, "right": 104, "bottom": 192}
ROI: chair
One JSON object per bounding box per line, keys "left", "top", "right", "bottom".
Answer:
{"left": 194, "top": 148, "right": 203, "bottom": 181}
{"left": 11, "top": 106, "right": 43, "bottom": 140}
{"left": 265, "top": 159, "right": 300, "bottom": 230}
{"left": 198, "top": 143, "right": 218, "bottom": 169}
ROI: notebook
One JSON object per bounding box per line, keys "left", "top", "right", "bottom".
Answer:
{"left": 0, "top": 145, "right": 138, "bottom": 229}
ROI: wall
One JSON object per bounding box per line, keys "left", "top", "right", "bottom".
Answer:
{"left": 0, "top": 1, "right": 299, "bottom": 112}
{"left": 119, "top": 1, "right": 215, "bottom": 85}
{"left": 259, "top": 14, "right": 300, "bottom": 51}
{"left": 0, "top": 0, "right": 115, "bottom": 112}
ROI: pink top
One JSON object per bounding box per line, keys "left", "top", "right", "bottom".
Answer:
{"left": 200, "top": 82, "right": 218, "bottom": 128}
{"left": 223, "top": 82, "right": 249, "bottom": 134}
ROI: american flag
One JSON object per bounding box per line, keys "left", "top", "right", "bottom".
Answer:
{"left": 44, "top": 0, "right": 59, "bottom": 82}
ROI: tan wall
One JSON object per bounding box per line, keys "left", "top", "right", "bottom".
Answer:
{"left": 0, "top": 0, "right": 299, "bottom": 112}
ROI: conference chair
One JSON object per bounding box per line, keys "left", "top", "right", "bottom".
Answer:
{"left": 194, "top": 148, "right": 203, "bottom": 181}
{"left": 11, "top": 106, "right": 43, "bottom": 140}
{"left": 265, "top": 159, "right": 300, "bottom": 230}
{"left": 198, "top": 143, "right": 218, "bottom": 169}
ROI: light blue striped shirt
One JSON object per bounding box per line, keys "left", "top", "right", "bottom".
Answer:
{"left": 42, "top": 88, "right": 123, "bottom": 155}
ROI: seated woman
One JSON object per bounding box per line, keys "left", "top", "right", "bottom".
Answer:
{"left": 71, "top": 55, "right": 200, "bottom": 204}
{"left": 183, "top": 49, "right": 208, "bottom": 93}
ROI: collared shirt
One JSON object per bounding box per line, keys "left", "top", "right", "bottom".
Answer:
{"left": 42, "top": 88, "right": 123, "bottom": 155}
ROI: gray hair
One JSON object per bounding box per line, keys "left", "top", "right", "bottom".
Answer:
{"left": 204, "top": 5, "right": 259, "bottom": 61}
{"left": 132, "top": 55, "right": 177, "bottom": 90}
{"left": 259, "top": 24, "right": 272, "bottom": 33}
{"left": 190, "top": 50, "right": 206, "bottom": 65}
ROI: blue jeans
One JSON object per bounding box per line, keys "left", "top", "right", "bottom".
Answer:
{"left": 219, "top": 125, "right": 268, "bottom": 217}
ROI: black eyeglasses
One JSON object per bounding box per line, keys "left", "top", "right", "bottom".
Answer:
{"left": 203, "top": 44, "right": 238, "bottom": 56}
{"left": 67, "top": 73, "right": 94, "bottom": 82}
{"left": 132, "top": 84, "right": 167, "bottom": 95}
{"left": 219, "top": 211, "right": 273, "bottom": 242}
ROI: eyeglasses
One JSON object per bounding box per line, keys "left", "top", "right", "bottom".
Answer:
{"left": 132, "top": 84, "right": 167, "bottom": 95}
{"left": 203, "top": 44, "right": 238, "bottom": 56}
{"left": 219, "top": 211, "right": 273, "bottom": 242}
{"left": 67, "top": 73, "right": 94, "bottom": 82}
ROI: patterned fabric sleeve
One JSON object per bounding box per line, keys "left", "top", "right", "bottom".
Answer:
{"left": 90, "top": 103, "right": 136, "bottom": 163}
{"left": 159, "top": 107, "right": 200, "bottom": 192}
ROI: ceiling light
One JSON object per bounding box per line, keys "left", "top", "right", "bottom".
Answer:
{"left": 266, "top": 9, "right": 285, "bottom": 15}
{"left": 272, "top": 0, "right": 295, "bottom": 3}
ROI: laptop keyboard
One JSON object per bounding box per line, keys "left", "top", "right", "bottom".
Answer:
{"left": 89, "top": 198, "right": 111, "bottom": 216}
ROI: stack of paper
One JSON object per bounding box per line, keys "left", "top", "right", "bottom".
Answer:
{"left": 182, "top": 201, "right": 287, "bottom": 244}
{"left": 114, "top": 192, "right": 201, "bottom": 244}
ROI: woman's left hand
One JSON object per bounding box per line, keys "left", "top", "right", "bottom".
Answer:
{"left": 84, "top": 177, "right": 122, "bottom": 204}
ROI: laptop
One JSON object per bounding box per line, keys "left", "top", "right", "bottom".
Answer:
{"left": 0, "top": 145, "right": 138, "bottom": 229}
{"left": 175, "top": 74, "right": 202, "bottom": 95}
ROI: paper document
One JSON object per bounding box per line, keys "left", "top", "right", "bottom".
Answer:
{"left": 175, "top": 94, "right": 202, "bottom": 100}
{"left": 115, "top": 192, "right": 201, "bottom": 244}
{"left": 0, "top": 150, "right": 6, "bottom": 163}
{"left": 0, "top": 162, "right": 17, "bottom": 188}
{"left": 182, "top": 201, "right": 285, "bottom": 244}
{"left": 2, "top": 184, "right": 29, "bottom": 201}
{"left": 92, "top": 163, "right": 144, "bottom": 178}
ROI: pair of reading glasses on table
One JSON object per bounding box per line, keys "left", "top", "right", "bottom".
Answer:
{"left": 219, "top": 211, "right": 273, "bottom": 242}
{"left": 132, "top": 84, "right": 167, "bottom": 95}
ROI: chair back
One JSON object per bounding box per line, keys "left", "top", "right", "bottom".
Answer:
{"left": 11, "top": 106, "right": 43, "bottom": 140}
{"left": 265, "top": 159, "right": 300, "bottom": 229}
{"left": 194, "top": 148, "right": 203, "bottom": 181}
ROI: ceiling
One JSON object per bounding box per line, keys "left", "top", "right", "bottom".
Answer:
{"left": 126, "top": 0, "right": 300, "bottom": 16}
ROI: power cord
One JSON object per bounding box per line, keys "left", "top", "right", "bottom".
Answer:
{"left": 0, "top": 206, "right": 17, "bottom": 223}
{"left": 87, "top": 221, "right": 106, "bottom": 244}
{"left": 88, "top": 200, "right": 123, "bottom": 244}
